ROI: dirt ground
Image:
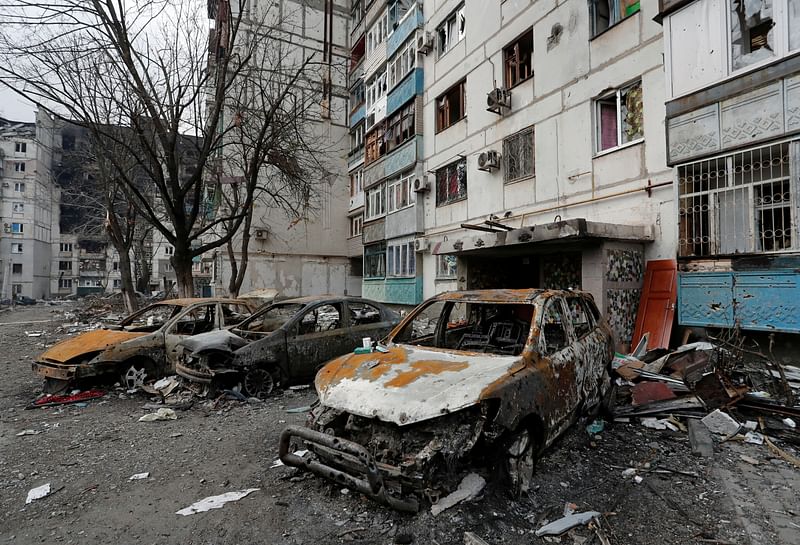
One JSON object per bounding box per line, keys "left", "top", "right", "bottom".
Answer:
{"left": 1, "top": 304, "right": 798, "bottom": 545}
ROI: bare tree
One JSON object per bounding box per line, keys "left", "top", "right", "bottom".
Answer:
{"left": 0, "top": 0, "right": 337, "bottom": 297}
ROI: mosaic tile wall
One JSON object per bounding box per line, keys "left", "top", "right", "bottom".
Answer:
{"left": 606, "top": 288, "right": 642, "bottom": 345}
{"left": 606, "top": 249, "right": 644, "bottom": 283}
{"left": 542, "top": 253, "right": 582, "bottom": 289}
{"left": 605, "top": 247, "right": 645, "bottom": 345}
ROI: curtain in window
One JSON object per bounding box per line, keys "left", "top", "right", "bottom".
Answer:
{"left": 600, "top": 102, "right": 618, "bottom": 150}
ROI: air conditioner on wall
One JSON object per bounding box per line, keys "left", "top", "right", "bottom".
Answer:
{"left": 417, "top": 31, "right": 433, "bottom": 55}
{"left": 254, "top": 228, "right": 269, "bottom": 240}
{"left": 486, "top": 87, "right": 511, "bottom": 115}
{"left": 477, "top": 150, "right": 500, "bottom": 172}
{"left": 412, "top": 177, "right": 430, "bottom": 193}
{"left": 414, "top": 238, "right": 430, "bottom": 252}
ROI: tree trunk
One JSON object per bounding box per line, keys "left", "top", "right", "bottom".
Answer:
{"left": 117, "top": 249, "right": 138, "bottom": 314}
{"left": 172, "top": 249, "right": 195, "bottom": 298}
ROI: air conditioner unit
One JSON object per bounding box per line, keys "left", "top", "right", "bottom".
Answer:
{"left": 486, "top": 87, "right": 512, "bottom": 115}
{"left": 1, "top": 182, "right": 8, "bottom": 188}
{"left": 477, "top": 150, "right": 500, "bottom": 172}
{"left": 417, "top": 31, "right": 433, "bottom": 55}
{"left": 414, "top": 238, "right": 430, "bottom": 253}
{"left": 254, "top": 228, "right": 269, "bottom": 240}
{"left": 412, "top": 177, "right": 430, "bottom": 193}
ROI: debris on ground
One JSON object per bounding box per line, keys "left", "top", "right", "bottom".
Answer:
{"left": 16, "top": 429, "right": 41, "bottom": 436}
{"left": 138, "top": 408, "right": 177, "bottom": 422}
{"left": 175, "top": 488, "right": 260, "bottom": 516}
{"left": 430, "top": 473, "right": 486, "bottom": 516}
{"left": 128, "top": 472, "right": 150, "bottom": 480}
{"left": 270, "top": 450, "right": 308, "bottom": 469}
{"left": 701, "top": 409, "right": 741, "bottom": 436}
{"left": 534, "top": 511, "right": 602, "bottom": 537}
{"left": 27, "top": 389, "right": 106, "bottom": 409}
{"left": 25, "top": 483, "right": 51, "bottom": 504}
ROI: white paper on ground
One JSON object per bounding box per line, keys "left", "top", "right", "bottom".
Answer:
{"left": 25, "top": 483, "right": 51, "bottom": 504}
{"left": 175, "top": 488, "right": 259, "bottom": 516}
{"left": 129, "top": 472, "right": 150, "bottom": 480}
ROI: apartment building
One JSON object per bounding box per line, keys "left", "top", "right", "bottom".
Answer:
{"left": 349, "top": 0, "right": 425, "bottom": 307}
{"left": 410, "top": 0, "right": 673, "bottom": 346}
{"left": 0, "top": 111, "right": 59, "bottom": 299}
{"left": 657, "top": 0, "right": 800, "bottom": 333}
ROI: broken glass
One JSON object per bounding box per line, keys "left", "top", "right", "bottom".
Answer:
{"left": 730, "top": 0, "right": 775, "bottom": 71}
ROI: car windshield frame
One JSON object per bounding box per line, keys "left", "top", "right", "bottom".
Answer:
{"left": 118, "top": 303, "right": 185, "bottom": 329}
{"left": 234, "top": 302, "right": 308, "bottom": 334}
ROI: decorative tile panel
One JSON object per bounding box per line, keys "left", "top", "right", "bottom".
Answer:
{"left": 606, "top": 288, "right": 641, "bottom": 344}
{"left": 606, "top": 249, "right": 644, "bottom": 283}
{"left": 786, "top": 74, "right": 800, "bottom": 132}
{"left": 720, "top": 82, "right": 784, "bottom": 147}
{"left": 668, "top": 104, "right": 721, "bottom": 163}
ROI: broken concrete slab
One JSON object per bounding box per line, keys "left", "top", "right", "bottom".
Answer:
{"left": 701, "top": 409, "right": 741, "bottom": 436}
{"left": 688, "top": 419, "right": 714, "bottom": 457}
{"left": 464, "top": 532, "right": 490, "bottom": 545}
{"left": 535, "top": 511, "right": 601, "bottom": 537}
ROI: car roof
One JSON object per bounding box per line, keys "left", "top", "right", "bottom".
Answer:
{"left": 434, "top": 289, "right": 591, "bottom": 304}
{"left": 158, "top": 297, "right": 252, "bottom": 306}
{"left": 272, "top": 294, "right": 376, "bottom": 306}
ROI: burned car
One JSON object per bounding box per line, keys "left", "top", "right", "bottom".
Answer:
{"left": 175, "top": 295, "right": 401, "bottom": 398}
{"left": 279, "top": 289, "right": 614, "bottom": 511}
{"left": 34, "top": 298, "right": 254, "bottom": 393}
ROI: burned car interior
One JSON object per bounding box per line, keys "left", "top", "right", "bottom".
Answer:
{"left": 118, "top": 304, "right": 183, "bottom": 332}
{"left": 236, "top": 303, "right": 305, "bottom": 338}
{"left": 394, "top": 300, "right": 535, "bottom": 356}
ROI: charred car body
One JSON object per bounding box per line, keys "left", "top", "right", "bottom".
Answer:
{"left": 33, "top": 298, "right": 254, "bottom": 392}
{"left": 280, "top": 289, "right": 614, "bottom": 511}
{"left": 175, "top": 295, "right": 401, "bottom": 398}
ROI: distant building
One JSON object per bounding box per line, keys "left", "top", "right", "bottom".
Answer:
{"left": 0, "top": 111, "right": 59, "bottom": 299}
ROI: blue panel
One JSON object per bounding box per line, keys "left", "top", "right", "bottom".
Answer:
{"left": 383, "top": 137, "right": 418, "bottom": 178}
{"left": 362, "top": 277, "right": 422, "bottom": 306}
{"left": 678, "top": 269, "right": 800, "bottom": 333}
{"left": 733, "top": 271, "right": 800, "bottom": 332}
{"left": 678, "top": 272, "right": 735, "bottom": 328}
{"left": 350, "top": 104, "right": 365, "bottom": 128}
{"left": 387, "top": 69, "right": 422, "bottom": 116}
{"left": 386, "top": 6, "right": 423, "bottom": 57}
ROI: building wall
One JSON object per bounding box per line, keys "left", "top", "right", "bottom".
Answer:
{"left": 418, "top": 0, "right": 674, "bottom": 304}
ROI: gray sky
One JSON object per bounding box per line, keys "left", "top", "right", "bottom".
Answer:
{"left": 0, "top": 85, "right": 35, "bottom": 121}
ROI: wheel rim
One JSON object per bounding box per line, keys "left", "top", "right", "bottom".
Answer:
{"left": 244, "top": 368, "right": 274, "bottom": 399}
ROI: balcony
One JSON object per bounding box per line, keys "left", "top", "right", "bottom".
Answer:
{"left": 387, "top": 68, "right": 423, "bottom": 117}
{"left": 350, "top": 103, "right": 365, "bottom": 128}
{"left": 387, "top": 4, "right": 424, "bottom": 58}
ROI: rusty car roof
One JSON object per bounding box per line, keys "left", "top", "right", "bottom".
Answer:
{"left": 433, "top": 289, "right": 547, "bottom": 303}
{"left": 272, "top": 294, "right": 377, "bottom": 305}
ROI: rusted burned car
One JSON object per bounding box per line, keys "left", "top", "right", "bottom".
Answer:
{"left": 34, "top": 298, "right": 255, "bottom": 393}
{"left": 175, "top": 295, "right": 401, "bottom": 398}
{"left": 279, "top": 289, "right": 614, "bottom": 511}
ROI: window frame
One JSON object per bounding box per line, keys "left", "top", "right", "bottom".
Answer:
{"left": 364, "top": 243, "right": 387, "bottom": 279}
{"left": 503, "top": 126, "right": 536, "bottom": 183}
{"left": 350, "top": 168, "right": 364, "bottom": 198}
{"left": 14, "top": 162, "right": 25, "bottom": 172}
{"left": 594, "top": 79, "right": 644, "bottom": 155}
{"left": 436, "top": 3, "right": 466, "bottom": 58}
{"left": 12, "top": 202, "right": 24, "bottom": 213}
{"left": 58, "top": 278, "right": 73, "bottom": 289}
{"left": 436, "top": 79, "right": 467, "bottom": 133}
{"left": 15, "top": 142, "right": 27, "bottom": 153}
{"left": 387, "top": 172, "right": 416, "bottom": 213}
{"left": 365, "top": 122, "right": 387, "bottom": 165}
{"left": 386, "top": 100, "right": 416, "bottom": 153}
{"left": 60, "top": 243, "right": 73, "bottom": 252}
{"left": 388, "top": 37, "right": 416, "bottom": 90}
{"left": 11, "top": 222, "right": 23, "bottom": 234}
{"left": 365, "top": 183, "right": 386, "bottom": 221}
{"left": 12, "top": 263, "right": 23, "bottom": 275}
{"left": 436, "top": 254, "right": 458, "bottom": 279}
{"left": 58, "top": 260, "right": 72, "bottom": 271}
{"left": 503, "top": 28, "right": 534, "bottom": 89}
{"left": 386, "top": 239, "right": 416, "bottom": 278}
{"left": 350, "top": 215, "right": 363, "bottom": 237}
{"left": 435, "top": 157, "right": 468, "bottom": 206}
{"left": 11, "top": 243, "right": 23, "bottom": 254}
{"left": 589, "top": 0, "right": 641, "bottom": 38}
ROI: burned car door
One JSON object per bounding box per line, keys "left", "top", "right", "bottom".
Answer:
{"left": 164, "top": 304, "right": 218, "bottom": 367}
{"left": 565, "top": 295, "right": 612, "bottom": 405}
{"left": 347, "top": 300, "right": 395, "bottom": 346}
{"left": 285, "top": 302, "right": 352, "bottom": 381}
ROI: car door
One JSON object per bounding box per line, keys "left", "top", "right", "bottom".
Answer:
{"left": 347, "top": 300, "right": 395, "bottom": 347}
{"left": 163, "top": 303, "right": 218, "bottom": 368}
{"left": 565, "top": 295, "right": 609, "bottom": 390}
{"left": 285, "top": 302, "right": 351, "bottom": 381}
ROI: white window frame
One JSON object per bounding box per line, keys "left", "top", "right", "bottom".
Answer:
{"left": 12, "top": 202, "right": 24, "bottom": 213}
{"left": 59, "top": 278, "right": 73, "bottom": 289}
{"left": 388, "top": 38, "right": 416, "bottom": 90}
{"left": 366, "top": 11, "right": 389, "bottom": 55}
{"left": 60, "top": 243, "right": 73, "bottom": 252}
{"left": 436, "top": 254, "right": 458, "bottom": 279}
{"left": 350, "top": 215, "right": 363, "bottom": 237}
{"left": 14, "top": 182, "right": 25, "bottom": 192}
{"left": 11, "top": 223, "right": 23, "bottom": 234}
{"left": 11, "top": 243, "right": 23, "bottom": 254}
{"left": 387, "top": 173, "right": 416, "bottom": 213}
{"left": 14, "top": 142, "right": 27, "bottom": 153}
{"left": 14, "top": 162, "right": 25, "bottom": 172}
{"left": 165, "top": 245, "right": 174, "bottom": 256}
{"left": 387, "top": 239, "right": 416, "bottom": 277}
{"left": 365, "top": 184, "right": 386, "bottom": 221}
{"left": 594, "top": 79, "right": 643, "bottom": 155}
{"left": 437, "top": 3, "right": 466, "bottom": 58}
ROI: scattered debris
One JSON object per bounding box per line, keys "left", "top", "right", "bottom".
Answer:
{"left": 632, "top": 382, "right": 677, "bottom": 405}
{"left": 739, "top": 455, "right": 760, "bottom": 465}
{"left": 25, "top": 331, "right": 43, "bottom": 337}
{"left": 430, "top": 473, "right": 486, "bottom": 516}
{"left": 783, "top": 417, "right": 796, "bottom": 429}
{"left": 125, "top": 366, "right": 147, "bottom": 391}
{"left": 25, "top": 483, "right": 51, "bottom": 504}
{"left": 270, "top": 450, "right": 308, "bottom": 468}
{"left": 28, "top": 389, "right": 106, "bottom": 409}
{"left": 535, "top": 511, "right": 601, "bottom": 537}
{"left": 175, "top": 488, "right": 259, "bottom": 516}
{"left": 743, "top": 431, "right": 764, "bottom": 445}
{"left": 585, "top": 419, "right": 604, "bottom": 435}
{"left": 464, "top": 532, "right": 490, "bottom": 545}
{"left": 128, "top": 472, "right": 150, "bottom": 480}
{"left": 285, "top": 406, "right": 312, "bottom": 414}
{"left": 641, "top": 417, "right": 678, "bottom": 431}
{"left": 687, "top": 420, "right": 714, "bottom": 458}
{"left": 16, "top": 429, "right": 41, "bottom": 436}
{"left": 701, "top": 410, "right": 741, "bottom": 436}
{"left": 138, "top": 408, "right": 177, "bottom": 422}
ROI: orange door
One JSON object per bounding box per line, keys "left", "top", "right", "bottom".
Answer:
{"left": 632, "top": 259, "right": 677, "bottom": 350}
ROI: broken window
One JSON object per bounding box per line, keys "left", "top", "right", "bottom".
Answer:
{"left": 240, "top": 303, "right": 304, "bottom": 335}
{"left": 12, "top": 202, "right": 23, "bottom": 213}
{"left": 349, "top": 301, "right": 382, "bottom": 325}
{"left": 388, "top": 0, "right": 413, "bottom": 28}
{"left": 365, "top": 123, "right": 386, "bottom": 165}
{"left": 171, "top": 305, "right": 216, "bottom": 335}
{"left": 386, "top": 101, "right": 415, "bottom": 153}
{"left": 436, "top": 79, "right": 466, "bottom": 132}
{"left": 589, "top": 0, "right": 641, "bottom": 37}
{"left": 437, "top": 3, "right": 465, "bottom": 57}
{"left": 11, "top": 243, "right": 23, "bottom": 254}
{"left": 58, "top": 260, "right": 72, "bottom": 271}
{"left": 436, "top": 157, "right": 467, "bottom": 206}
{"left": 389, "top": 38, "right": 416, "bottom": 88}
{"left": 540, "top": 298, "right": 568, "bottom": 355}
{"left": 296, "top": 304, "right": 343, "bottom": 335}
{"left": 566, "top": 297, "right": 593, "bottom": 339}
{"left": 678, "top": 140, "right": 796, "bottom": 257}
{"left": 393, "top": 300, "right": 446, "bottom": 345}
{"left": 436, "top": 255, "right": 457, "bottom": 278}
{"left": 504, "top": 29, "right": 533, "bottom": 88}
{"left": 364, "top": 243, "right": 386, "bottom": 279}
{"left": 595, "top": 80, "right": 643, "bottom": 153}
{"left": 730, "top": 0, "right": 775, "bottom": 71}
{"left": 503, "top": 126, "right": 535, "bottom": 183}
{"left": 220, "top": 303, "right": 252, "bottom": 327}
{"left": 120, "top": 304, "right": 183, "bottom": 332}
{"left": 11, "top": 223, "right": 23, "bottom": 234}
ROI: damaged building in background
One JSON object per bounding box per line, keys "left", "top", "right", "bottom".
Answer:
{"left": 656, "top": 0, "right": 800, "bottom": 340}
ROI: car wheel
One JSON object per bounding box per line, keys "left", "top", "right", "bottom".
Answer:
{"left": 244, "top": 367, "right": 276, "bottom": 400}
{"left": 504, "top": 428, "right": 539, "bottom": 497}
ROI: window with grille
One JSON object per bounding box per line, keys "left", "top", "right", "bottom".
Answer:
{"left": 678, "top": 140, "right": 798, "bottom": 257}
{"left": 503, "top": 126, "right": 535, "bottom": 183}
{"left": 435, "top": 158, "right": 467, "bottom": 206}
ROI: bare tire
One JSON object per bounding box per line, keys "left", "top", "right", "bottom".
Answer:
{"left": 243, "top": 367, "right": 276, "bottom": 399}
{"left": 504, "top": 428, "right": 540, "bottom": 497}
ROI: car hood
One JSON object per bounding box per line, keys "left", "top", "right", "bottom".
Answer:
{"left": 315, "top": 344, "right": 520, "bottom": 426}
{"left": 39, "top": 329, "right": 148, "bottom": 363}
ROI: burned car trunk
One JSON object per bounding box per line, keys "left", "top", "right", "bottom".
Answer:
{"left": 279, "top": 289, "right": 614, "bottom": 511}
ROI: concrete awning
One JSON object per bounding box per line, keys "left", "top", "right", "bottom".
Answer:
{"left": 431, "top": 219, "right": 653, "bottom": 255}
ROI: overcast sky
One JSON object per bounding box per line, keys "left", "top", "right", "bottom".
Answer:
{"left": 0, "top": 85, "right": 35, "bottom": 121}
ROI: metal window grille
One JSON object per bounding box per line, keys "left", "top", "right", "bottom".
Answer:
{"left": 503, "top": 126, "right": 535, "bottom": 183}
{"left": 677, "top": 139, "right": 798, "bottom": 257}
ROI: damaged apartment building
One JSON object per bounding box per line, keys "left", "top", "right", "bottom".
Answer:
{"left": 346, "top": 0, "right": 675, "bottom": 346}
{"left": 656, "top": 0, "right": 800, "bottom": 339}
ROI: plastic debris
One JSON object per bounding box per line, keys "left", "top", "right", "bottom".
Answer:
{"left": 16, "top": 429, "right": 41, "bottom": 436}
{"left": 535, "top": 511, "right": 602, "bottom": 537}
{"left": 431, "top": 473, "right": 486, "bottom": 516}
{"left": 586, "top": 419, "right": 605, "bottom": 435}
{"left": 270, "top": 450, "right": 308, "bottom": 468}
{"left": 744, "top": 431, "right": 764, "bottom": 445}
{"left": 783, "top": 418, "right": 796, "bottom": 429}
{"left": 29, "top": 389, "right": 106, "bottom": 409}
{"left": 138, "top": 408, "right": 177, "bottom": 422}
{"left": 701, "top": 409, "right": 740, "bottom": 436}
{"left": 25, "top": 483, "right": 51, "bottom": 504}
{"left": 129, "top": 472, "right": 150, "bottom": 480}
{"left": 634, "top": 475, "right": 644, "bottom": 484}
{"left": 641, "top": 418, "right": 678, "bottom": 431}
{"left": 175, "top": 488, "right": 259, "bottom": 516}
{"left": 621, "top": 468, "right": 637, "bottom": 478}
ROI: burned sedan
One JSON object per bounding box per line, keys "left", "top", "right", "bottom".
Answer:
{"left": 175, "top": 295, "right": 401, "bottom": 398}
{"left": 33, "top": 298, "right": 254, "bottom": 393}
{"left": 279, "top": 289, "right": 614, "bottom": 512}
